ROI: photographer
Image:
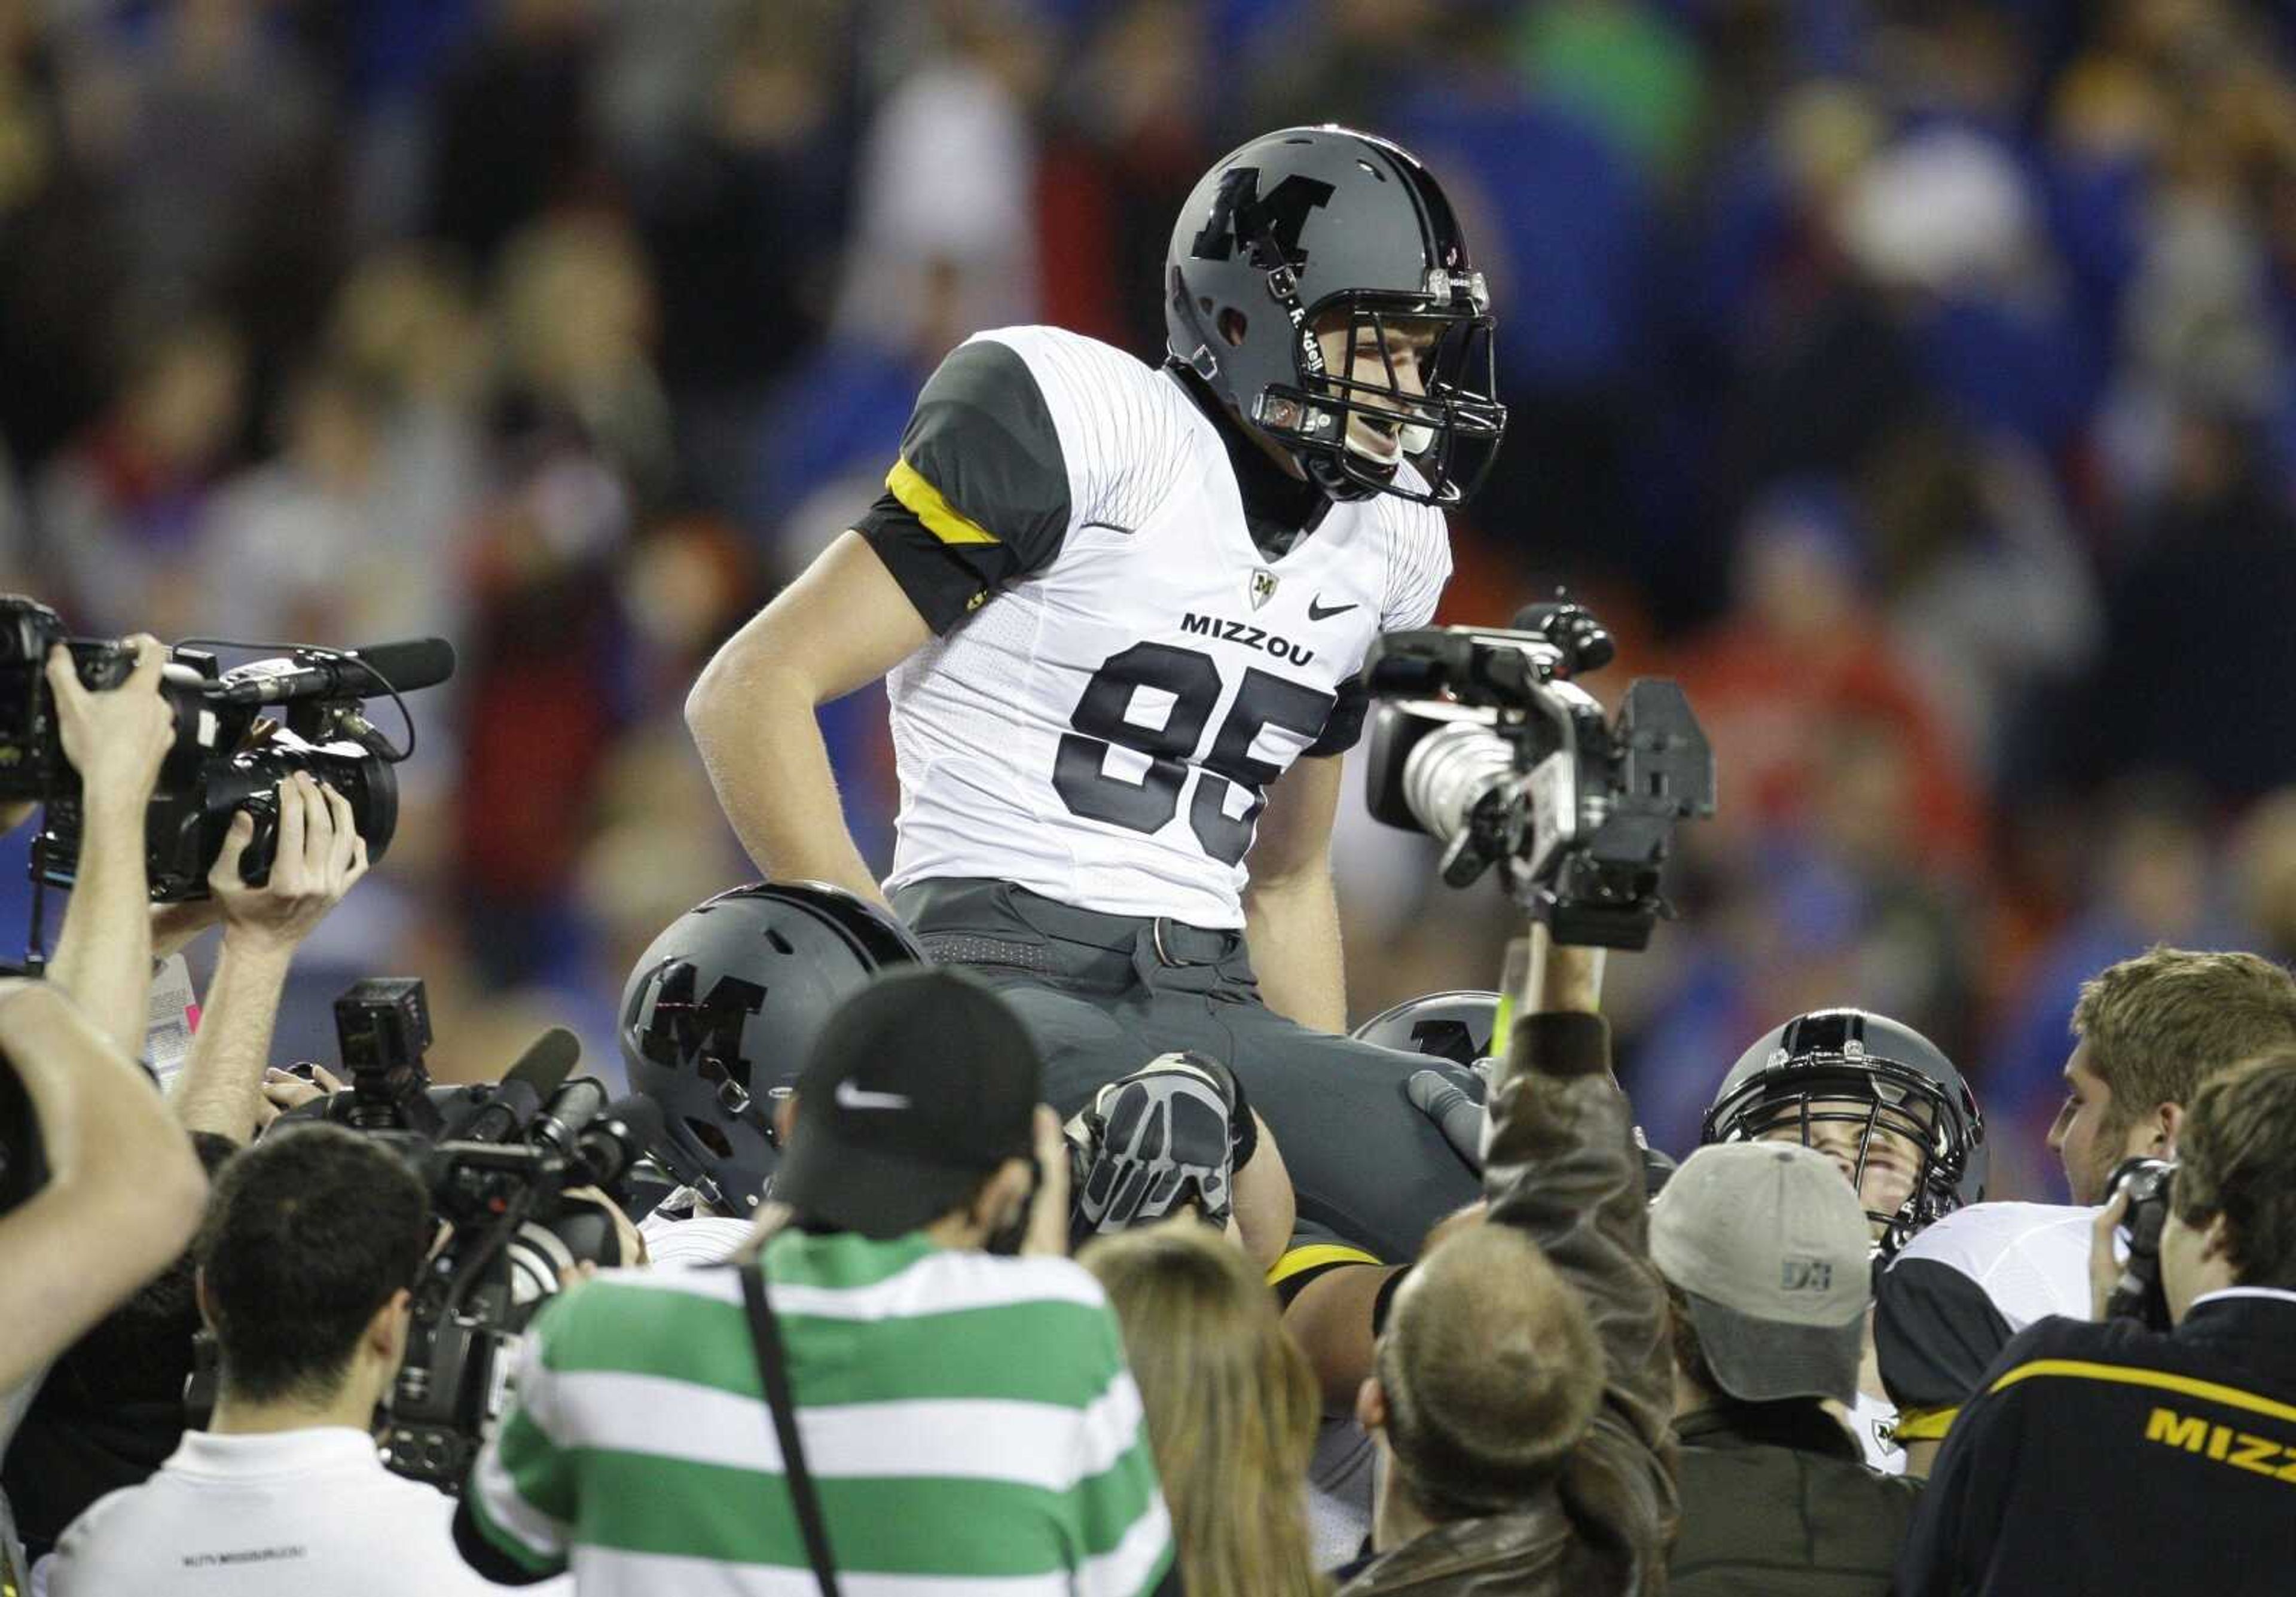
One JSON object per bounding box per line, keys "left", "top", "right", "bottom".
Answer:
{"left": 2, "top": 637, "right": 209, "bottom": 1391}
{"left": 1336, "top": 923, "right": 1676, "bottom": 1595}
{"left": 457, "top": 967, "right": 1178, "bottom": 1594}
{"left": 1876, "top": 947, "right": 2296, "bottom": 1474}
{"left": 45, "top": 1123, "right": 549, "bottom": 1596}
{"left": 0, "top": 637, "right": 207, "bottom": 1585}
{"left": 2, "top": 776, "right": 367, "bottom": 1569}
{"left": 1896, "top": 1048, "right": 2296, "bottom": 1595}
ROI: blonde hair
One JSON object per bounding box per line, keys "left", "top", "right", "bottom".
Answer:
{"left": 1082, "top": 1225, "right": 1325, "bottom": 1597}
{"left": 2072, "top": 947, "right": 2296, "bottom": 1133}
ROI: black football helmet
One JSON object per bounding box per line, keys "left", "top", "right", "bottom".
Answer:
{"left": 619, "top": 881, "right": 926, "bottom": 1214}
{"left": 1165, "top": 125, "right": 1505, "bottom": 506}
{"left": 1700, "top": 1009, "right": 1986, "bottom": 1256}
{"left": 1351, "top": 990, "right": 1500, "bottom": 1065}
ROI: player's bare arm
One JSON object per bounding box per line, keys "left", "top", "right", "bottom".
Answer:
{"left": 686, "top": 531, "right": 930, "bottom": 906}
{"left": 1241, "top": 751, "right": 1349, "bottom": 1031}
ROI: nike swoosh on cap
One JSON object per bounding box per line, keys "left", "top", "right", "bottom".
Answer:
{"left": 834, "top": 1080, "right": 912, "bottom": 1112}
{"left": 1307, "top": 596, "right": 1359, "bottom": 621}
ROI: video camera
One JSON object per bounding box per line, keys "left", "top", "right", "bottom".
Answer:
{"left": 269, "top": 979, "right": 668, "bottom": 1490}
{"left": 2104, "top": 1156, "right": 2177, "bottom": 1331}
{"left": 0, "top": 594, "right": 453, "bottom": 908}
{"left": 1363, "top": 600, "right": 1716, "bottom": 948}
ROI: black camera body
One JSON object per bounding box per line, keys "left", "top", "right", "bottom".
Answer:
{"left": 268, "top": 978, "right": 664, "bottom": 1491}
{"left": 2105, "top": 1155, "right": 2177, "bottom": 1330}
{"left": 1363, "top": 609, "right": 1715, "bottom": 948}
{"left": 386, "top": 1139, "right": 572, "bottom": 1489}
{"left": 0, "top": 594, "right": 445, "bottom": 906}
{"left": 328, "top": 978, "right": 444, "bottom": 1135}
{"left": 0, "top": 598, "right": 148, "bottom": 798}
{"left": 384, "top": 1102, "right": 658, "bottom": 1490}
{"left": 0, "top": 604, "right": 222, "bottom": 875}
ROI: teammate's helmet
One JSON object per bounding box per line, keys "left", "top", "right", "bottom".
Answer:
{"left": 1351, "top": 990, "right": 1500, "bottom": 1065}
{"left": 619, "top": 881, "right": 926, "bottom": 1214}
{"left": 1700, "top": 1009, "right": 1986, "bottom": 1256}
{"left": 1165, "top": 125, "right": 1505, "bottom": 507}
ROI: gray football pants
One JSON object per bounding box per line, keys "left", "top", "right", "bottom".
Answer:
{"left": 894, "top": 878, "right": 1480, "bottom": 1264}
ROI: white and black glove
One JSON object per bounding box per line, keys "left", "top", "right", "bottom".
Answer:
{"left": 1067, "top": 1052, "right": 1240, "bottom": 1247}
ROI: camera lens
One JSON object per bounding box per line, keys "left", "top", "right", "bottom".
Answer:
{"left": 1402, "top": 720, "right": 1517, "bottom": 845}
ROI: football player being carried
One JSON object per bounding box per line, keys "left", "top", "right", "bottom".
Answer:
{"left": 688, "top": 127, "right": 1504, "bottom": 1278}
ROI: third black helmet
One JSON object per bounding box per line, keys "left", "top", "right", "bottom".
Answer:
{"left": 1702, "top": 1009, "right": 1986, "bottom": 1256}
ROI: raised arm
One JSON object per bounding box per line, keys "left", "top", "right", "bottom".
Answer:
{"left": 685, "top": 532, "right": 930, "bottom": 905}
{"left": 43, "top": 638, "right": 172, "bottom": 1055}
{"left": 171, "top": 774, "right": 368, "bottom": 1141}
{"left": 1481, "top": 924, "right": 1675, "bottom": 1535}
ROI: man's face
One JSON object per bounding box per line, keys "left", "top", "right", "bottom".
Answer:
{"left": 2048, "top": 1041, "right": 2153, "bottom": 1205}
{"left": 1314, "top": 317, "right": 1437, "bottom": 467}
{"left": 1754, "top": 1095, "right": 1924, "bottom": 1241}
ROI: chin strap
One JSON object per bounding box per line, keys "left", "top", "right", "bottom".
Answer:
{"left": 1245, "top": 209, "right": 1324, "bottom": 377}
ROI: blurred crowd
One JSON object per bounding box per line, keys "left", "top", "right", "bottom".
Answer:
{"left": 6, "top": 0, "right": 2296, "bottom": 1199}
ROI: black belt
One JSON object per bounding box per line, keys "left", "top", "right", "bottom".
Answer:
{"left": 1006, "top": 884, "right": 1239, "bottom": 967}
{"left": 914, "top": 880, "right": 1243, "bottom": 968}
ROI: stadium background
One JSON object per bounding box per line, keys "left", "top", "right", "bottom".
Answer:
{"left": 3, "top": 0, "right": 2294, "bottom": 1202}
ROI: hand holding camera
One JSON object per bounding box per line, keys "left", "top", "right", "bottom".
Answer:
{"left": 210, "top": 772, "right": 371, "bottom": 955}
{"left": 2095, "top": 1156, "right": 2176, "bottom": 1329}
{"left": 45, "top": 634, "right": 173, "bottom": 819}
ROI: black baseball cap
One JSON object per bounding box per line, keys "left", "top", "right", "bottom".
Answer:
{"left": 773, "top": 966, "right": 1043, "bottom": 1238}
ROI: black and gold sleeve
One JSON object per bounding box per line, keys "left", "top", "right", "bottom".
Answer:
{"left": 1874, "top": 1254, "right": 2019, "bottom": 1443}
{"left": 856, "top": 339, "right": 1072, "bottom": 634}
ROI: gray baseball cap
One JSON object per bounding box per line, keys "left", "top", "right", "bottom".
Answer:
{"left": 1649, "top": 1141, "right": 1873, "bottom": 1405}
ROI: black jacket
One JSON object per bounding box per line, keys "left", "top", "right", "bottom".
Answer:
{"left": 1897, "top": 1289, "right": 2296, "bottom": 1596}
{"left": 1667, "top": 1401, "right": 1918, "bottom": 1595}
{"left": 1337, "top": 1012, "right": 1678, "bottom": 1597}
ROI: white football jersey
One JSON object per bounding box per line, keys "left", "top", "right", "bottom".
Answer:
{"left": 1875, "top": 1200, "right": 2098, "bottom": 1445}
{"left": 872, "top": 326, "right": 1451, "bottom": 927}
{"left": 1890, "top": 1201, "right": 2097, "bottom": 1325}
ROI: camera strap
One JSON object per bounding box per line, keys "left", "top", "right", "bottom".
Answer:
{"left": 736, "top": 1261, "right": 841, "bottom": 1597}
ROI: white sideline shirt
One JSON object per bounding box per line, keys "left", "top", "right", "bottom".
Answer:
{"left": 47, "top": 1427, "right": 565, "bottom": 1596}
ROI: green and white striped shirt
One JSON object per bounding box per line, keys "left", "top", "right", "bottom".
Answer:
{"left": 462, "top": 1231, "right": 1175, "bottom": 1595}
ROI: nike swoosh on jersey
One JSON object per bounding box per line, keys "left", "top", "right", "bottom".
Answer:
{"left": 1306, "top": 596, "right": 1359, "bottom": 621}
{"left": 834, "top": 1081, "right": 912, "bottom": 1112}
